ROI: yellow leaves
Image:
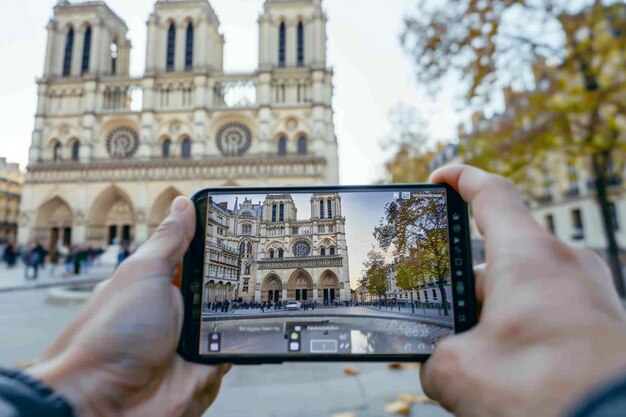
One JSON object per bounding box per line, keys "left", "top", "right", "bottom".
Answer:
{"left": 385, "top": 401, "right": 412, "bottom": 415}
{"left": 385, "top": 393, "right": 439, "bottom": 415}
{"left": 343, "top": 366, "right": 360, "bottom": 376}
{"left": 331, "top": 413, "right": 356, "bottom": 417}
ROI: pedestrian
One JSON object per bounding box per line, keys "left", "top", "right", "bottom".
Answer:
{"left": 3, "top": 242, "right": 16, "bottom": 268}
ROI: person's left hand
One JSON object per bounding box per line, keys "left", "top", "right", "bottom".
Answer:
{"left": 28, "top": 197, "right": 229, "bottom": 417}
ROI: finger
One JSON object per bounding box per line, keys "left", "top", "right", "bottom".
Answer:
{"left": 116, "top": 197, "right": 196, "bottom": 281}
{"left": 430, "top": 165, "right": 547, "bottom": 258}
{"left": 420, "top": 336, "right": 465, "bottom": 413}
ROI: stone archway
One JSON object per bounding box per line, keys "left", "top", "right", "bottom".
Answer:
{"left": 288, "top": 269, "right": 313, "bottom": 301}
{"left": 262, "top": 274, "right": 283, "bottom": 302}
{"left": 87, "top": 186, "right": 135, "bottom": 247}
{"left": 319, "top": 270, "right": 340, "bottom": 305}
{"left": 33, "top": 196, "right": 74, "bottom": 251}
{"left": 148, "top": 187, "right": 183, "bottom": 235}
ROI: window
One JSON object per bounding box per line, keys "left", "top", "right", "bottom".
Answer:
{"left": 319, "top": 200, "right": 324, "bottom": 219}
{"left": 424, "top": 290, "right": 429, "bottom": 301}
{"left": 272, "top": 204, "right": 277, "bottom": 222}
{"left": 297, "top": 136, "right": 307, "bottom": 155}
{"left": 318, "top": 225, "right": 325, "bottom": 233}
{"left": 572, "top": 208, "right": 584, "bottom": 240}
{"left": 53, "top": 142, "right": 61, "bottom": 161}
{"left": 609, "top": 202, "right": 620, "bottom": 230}
{"left": 279, "top": 203, "right": 285, "bottom": 221}
{"left": 181, "top": 138, "right": 191, "bottom": 159}
{"left": 269, "top": 249, "right": 274, "bottom": 259}
{"left": 329, "top": 246, "right": 335, "bottom": 255}
{"left": 241, "top": 224, "right": 252, "bottom": 235}
{"left": 166, "top": 23, "right": 176, "bottom": 72}
{"left": 327, "top": 200, "right": 332, "bottom": 218}
{"left": 245, "top": 264, "right": 251, "bottom": 275}
{"left": 432, "top": 289, "right": 438, "bottom": 300}
{"left": 278, "top": 22, "right": 286, "bottom": 67}
{"left": 278, "top": 136, "right": 287, "bottom": 156}
{"left": 185, "top": 23, "right": 194, "bottom": 70}
{"left": 110, "top": 42, "right": 118, "bottom": 75}
{"left": 81, "top": 26, "right": 92, "bottom": 74}
{"left": 71, "top": 141, "right": 80, "bottom": 161}
{"left": 320, "top": 248, "right": 326, "bottom": 256}
{"left": 162, "top": 139, "right": 171, "bottom": 158}
{"left": 545, "top": 214, "right": 556, "bottom": 235}
{"left": 278, "top": 248, "right": 284, "bottom": 258}
{"left": 63, "top": 28, "right": 74, "bottom": 77}
{"left": 297, "top": 21, "right": 304, "bottom": 67}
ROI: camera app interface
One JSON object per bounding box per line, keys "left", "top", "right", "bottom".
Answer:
{"left": 199, "top": 189, "right": 454, "bottom": 356}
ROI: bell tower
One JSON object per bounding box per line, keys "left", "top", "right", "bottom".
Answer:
{"left": 42, "top": 1, "right": 130, "bottom": 79}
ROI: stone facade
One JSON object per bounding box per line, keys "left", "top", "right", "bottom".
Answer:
{"left": 0, "top": 159, "right": 24, "bottom": 242}
{"left": 19, "top": 0, "right": 339, "bottom": 251}
{"left": 204, "top": 193, "right": 350, "bottom": 303}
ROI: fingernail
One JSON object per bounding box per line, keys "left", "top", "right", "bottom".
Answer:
{"left": 172, "top": 197, "right": 190, "bottom": 214}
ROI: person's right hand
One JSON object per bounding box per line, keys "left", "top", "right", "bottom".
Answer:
{"left": 423, "top": 165, "right": 626, "bottom": 417}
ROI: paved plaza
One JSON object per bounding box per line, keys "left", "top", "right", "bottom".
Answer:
{"left": 0, "top": 265, "right": 451, "bottom": 417}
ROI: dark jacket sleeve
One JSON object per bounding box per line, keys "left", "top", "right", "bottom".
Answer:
{"left": 568, "top": 374, "right": 626, "bottom": 417}
{"left": 0, "top": 367, "right": 75, "bottom": 417}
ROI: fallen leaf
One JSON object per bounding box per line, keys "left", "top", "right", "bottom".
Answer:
{"left": 385, "top": 400, "right": 411, "bottom": 415}
{"left": 396, "top": 393, "right": 438, "bottom": 405}
{"left": 331, "top": 412, "right": 356, "bottom": 417}
{"left": 388, "top": 363, "right": 421, "bottom": 370}
{"left": 344, "top": 366, "right": 360, "bottom": 376}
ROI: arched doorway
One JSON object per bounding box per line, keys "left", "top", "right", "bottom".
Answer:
{"left": 319, "top": 270, "right": 340, "bottom": 305}
{"left": 87, "top": 186, "right": 135, "bottom": 247}
{"left": 262, "top": 274, "right": 283, "bottom": 302}
{"left": 33, "top": 197, "right": 73, "bottom": 252}
{"left": 288, "top": 269, "right": 313, "bottom": 301}
{"left": 148, "top": 187, "right": 183, "bottom": 235}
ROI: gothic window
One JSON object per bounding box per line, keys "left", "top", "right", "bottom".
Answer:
{"left": 272, "top": 204, "right": 277, "bottom": 222}
{"left": 166, "top": 23, "right": 176, "bottom": 72}
{"left": 278, "top": 248, "right": 284, "bottom": 258}
{"left": 292, "top": 241, "right": 311, "bottom": 257}
{"left": 319, "top": 200, "right": 324, "bottom": 219}
{"left": 63, "top": 27, "right": 74, "bottom": 77}
{"left": 71, "top": 141, "right": 80, "bottom": 161}
{"left": 239, "top": 242, "right": 246, "bottom": 254}
{"left": 241, "top": 224, "right": 252, "bottom": 235}
{"left": 185, "top": 23, "right": 194, "bottom": 71}
{"left": 181, "top": 137, "right": 191, "bottom": 159}
{"left": 52, "top": 142, "right": 61, "bottom": 161}
{"left": 297, "top": 136, "right": 307, "bottom": 155}
{"left": 247, "top": 242, "right": 252, "bottom": 254}
{"left": 279, "top": 203, "right": 285, "bottom": 222}
{"left": 278, "top": 136, "right": 287, "bottom": 156}
{"left": 297, "top": 21, "right": 304, "bottom": 67}
{"left": 245, "top": 264, "right": 251, "bottom": 275}
{"left": 269, "top": 249, "right": 275, "bottom": 259}
{"left": 320, "top": 248, "right": 326, "bottom": 256}
{"left": 329, "top": 246, "right": 335, "bottom": 255}
{"left": 327, "top": 200, "right": 332, "bottom": 218}
{"left": 162, "top": 139, "right": 171, "bottom": 158}
{"left": 110, "top": 42, "right": 118, "bottom": 75}
{"left": 81, "top": 26, "right": 92, "bottom": 74}
{"left": 278, "top": 22, "right": 286, "bottom": 67}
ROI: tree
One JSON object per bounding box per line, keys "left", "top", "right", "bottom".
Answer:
{"left": 361, "top": 249, "right": 389, "bottom": 301}
{"left": 375, "top": 193, "right": 451, "bottom": 315}
{"left": 381, "top": 103, "right": 436, "bottom": 183}
{"left": 402, "top": 0, "right": 626, "bottom": 296}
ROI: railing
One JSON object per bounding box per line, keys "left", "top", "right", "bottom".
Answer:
{"left": 212, "top": 75, "right": 256, "bottom": 108}
{"left": 207, "top": 242, "right": 240, "bottom": 256}
{"left": 257, "top": 255, "right": 343, "bottom": 270}
{"left": 99, "top": 79, "right": 142, "bottom": 113}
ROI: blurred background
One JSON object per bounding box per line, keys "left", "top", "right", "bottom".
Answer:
{"left": 0, "top": 0, "right": 625, "bottom": 416}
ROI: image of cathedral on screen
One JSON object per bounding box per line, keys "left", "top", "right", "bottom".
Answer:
{"left": 204, "top": 193, "right": 350, "bottom": 303}
{"left": 19, "top": 0, "right": 338, "bottom": 251}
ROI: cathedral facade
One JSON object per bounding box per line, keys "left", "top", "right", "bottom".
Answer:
{"left": 205, "top": 192, "right": 349, "bottom": 302}
{"left": 18, "top": 0, "right": 339, "bottom": 250}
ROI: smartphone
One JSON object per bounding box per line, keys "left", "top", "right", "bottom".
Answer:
{"left": 178, "top": 184, "right": 476, "bottom": 364}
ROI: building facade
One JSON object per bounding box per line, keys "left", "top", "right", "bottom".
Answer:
{"left": 19, "top": 0, "right": 339, "bottom": 251}
{"left": 0, "top": 159, "right": 24, "bottom": 243}
{"left": 204, "top": 193, "right": 350, "bottom": 303}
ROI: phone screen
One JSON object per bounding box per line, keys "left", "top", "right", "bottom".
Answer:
{"left": 197, "top": 187, "right": 458, "bottom": 357}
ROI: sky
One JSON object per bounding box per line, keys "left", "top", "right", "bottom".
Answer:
{"left": 211, "top": 190, "right": 399, "bottom": 288}
{"left": 0, "top": 0, "right": 466, "bottom": 184}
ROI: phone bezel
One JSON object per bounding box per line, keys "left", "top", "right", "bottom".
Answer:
{"left": 178, "top": 184, "right": 476, "bottom": 364}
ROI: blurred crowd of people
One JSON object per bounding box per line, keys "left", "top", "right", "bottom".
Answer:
{"left": 0, "top": 238, "right": 134, "bottom": 281}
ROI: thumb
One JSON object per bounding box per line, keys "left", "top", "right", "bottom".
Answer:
{"left": 117, "top": 196, "right": 196, "bottom": 281}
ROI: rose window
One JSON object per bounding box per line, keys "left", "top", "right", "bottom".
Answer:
{"left": 292, "top": 241, "right": 311, "bottom": 257}
{"left": 216, "top": 122, "right": 252, "bottom": 156}
{"left": 106, "top": 127, "right": 139, "bottom": 159}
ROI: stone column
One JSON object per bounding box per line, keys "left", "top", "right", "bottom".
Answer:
{"left": 43, "top": 19, "right": 58, "bottom": 77}
{"left": 145, "top": 14, "right": 159, "bottom": 73}
{"left": 286, "top": 21, "right": 296, "bottom": 67}
{"left": 71, "top": 27, "right": 84, "bottom": 76}
{"left": 90, "top": 22, "right": 103, "bottom": 75}
{"left": 135, "top": 183, "right": 149, "bottom": 243}
{"left": 175, "top": 25, "right": 186, "bottom": 72}
{"left": 197, "top": 15, "right": 209, "bottom": 71}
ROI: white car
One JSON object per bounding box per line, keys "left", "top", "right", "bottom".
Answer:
{"left": 286, "top": 301, "right": 302, "bottom": 310}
